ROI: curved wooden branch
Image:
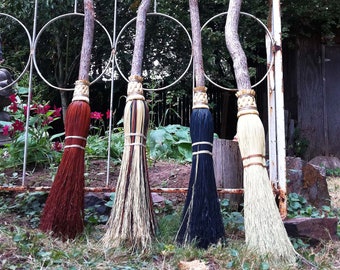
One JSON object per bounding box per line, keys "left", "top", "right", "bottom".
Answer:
{"left": 130, "top": 0, "right": 151, "bottom": 76}
{"left": 224, "top": 0, "right": 251, "bottom": 89}
{"left": 78, "top": 0, "right": 95, "bottom": 81}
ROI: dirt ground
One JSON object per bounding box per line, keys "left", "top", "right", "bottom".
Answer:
{"left": 1, "top": 159, "right": 192, "bottom": 203}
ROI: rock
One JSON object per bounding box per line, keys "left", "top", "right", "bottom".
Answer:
{"left": 286, "top": 157, "right": 306, "bottom": 195}
{"left": 302, "top": 164, "right": 329, "bottom": 207}
{"left": 84, "top": 193, "right": 110, "bottom": 215}
{"left": 151, "top": 192, "right": 166, "bottom": 203}
{"left": 284, "top": 217, "right": 339, "bottom": 243}
{"left": 286, "top": 157, "right": 330, "bottom": 208}
{"left": 0, "top": 111, "right": 10, "bottom": 121}
{"left": 309, "top": 156, "right": 340, "bottom": 171}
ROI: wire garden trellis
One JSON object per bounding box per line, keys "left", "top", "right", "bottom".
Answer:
{"left": 0, "top": 0, "right": 285, "bottom": 205}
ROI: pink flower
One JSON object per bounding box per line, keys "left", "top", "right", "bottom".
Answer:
{"left": 9, "top": 102, "right": 18, "bottom": 113}
{"left": 52, "top": 105, "right": 62, "bottom": 118}
{"left": 9, "top": 94, "right": 16, "bottom": 103}
{"left": 12, "top": 120, "right": 24, "bottom": 132}
{"left": 43, "top": 116, "right": 54, "bottom": 126}
{"left": 52, "top": 141, "right": 63, "bottom": 152}
{"left": 2, "top": 125, "right": 10, "bottom": 136}
{"left": 36, "top": 104, "right": 50, "bottom": 114}
{"left": 23, "top": 105, "right": 28, "bottom": 116}
{"left": 43, "top": 104, "right": 51, "bottom": 113}
{"left": 106, "top": 109, "right": 112, "bottom": 119}
{"left": 90, "top": 111, "right": 103, "bottom": 120}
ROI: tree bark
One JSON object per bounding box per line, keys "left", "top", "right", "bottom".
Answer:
{"left": 130, "top": 0, "right": 151, "bottom": 76}
{"left": 225, "top": 0, "right": 251, "bottom": 89}
{"left": 189, "top": 0, "right": 205, "bottom": 86}
{"left": 78, "top": 0, "right": 95, "bottom": 81}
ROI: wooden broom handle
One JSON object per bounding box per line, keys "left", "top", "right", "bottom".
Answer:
{"left": 189, "top": 0, "right": 205, "bottom": 87}
{"left": 130, "top": 0, "right": 151, "bottom": 77}
{"left": 225, "top": 0, "right": 251, "bottom": 90}
{"left": 78, "top": 0, "right": 95, "bottom": 82}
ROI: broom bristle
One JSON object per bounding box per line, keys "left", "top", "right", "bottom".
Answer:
{"left": 102, "top": 80, "right": 155, "bottom": 251}
{"left": 176, "top": 107, "right": 225, "bottom": 249}
{"left": 39, "top": 101, "right": 90, "bottom": 240}
{"left": 236, "top": 90, "right": 296, "bottom": 264}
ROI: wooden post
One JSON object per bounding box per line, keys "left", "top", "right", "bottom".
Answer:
{"left": 213, "top": 138, "right": 243, "bottom": 209}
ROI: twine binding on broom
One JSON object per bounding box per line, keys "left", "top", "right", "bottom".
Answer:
{"left": 192, "top": 86, "right": 209, "bottom": 109}
{"left": 192, "top": 141, "right": 213, "bottom": 156}
{"left": 72, "top": 80, "right": 90, "bottom": 103}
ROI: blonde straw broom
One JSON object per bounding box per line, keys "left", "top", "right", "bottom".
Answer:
{"left": 101, "top": 0, "right": 156, "bottom": 252}
{"left": 225, "top": 0, "right": 296, "bottom": 264}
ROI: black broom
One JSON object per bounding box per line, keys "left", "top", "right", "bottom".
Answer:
{"left": 39, "top": 0, "right": 95, "bottom": 240}
{"left": 225, "top": 0, "right": 296, "bottom": 264}
{"left": 175, "top": 0, "right": 225, "bottom": 249}
{"left": 101, "top": 0, "right": 156, "bottom": 251}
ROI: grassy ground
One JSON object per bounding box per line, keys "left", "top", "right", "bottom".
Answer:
{"left": 0, "top": 177, "right": 339, "bottom": 269}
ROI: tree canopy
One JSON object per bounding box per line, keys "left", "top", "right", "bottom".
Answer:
{"left": 1, "top": 0, "right": 339, "bottom": 126}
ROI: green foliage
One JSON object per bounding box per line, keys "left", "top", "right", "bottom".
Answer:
{"left": 287, "top": 192, "right": 336, "bottom": 219}
{"left": 282, "top": 0, "right": 340, "bottom": 42}
{"left": 220, "top": 199, "right": 244, "bottom": 232}
{"left": 326, "top": 167, "right": 340, "bottom": 177}
{"left": 147, "top": 124, "right": 192, "bottom": 163}
{"left": 154, "top": 199, "right": 175, "bottom": 215}
{"left": 9, "top": 192, "right": 46, "bottom": 228}
{"left": 157, "top": 211, "right": 181, "bottom": 243}
{"left": 0, "top": 90, "right": 63, "bottom": 169}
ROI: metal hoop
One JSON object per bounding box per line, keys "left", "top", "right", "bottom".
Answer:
{"left": 115, "top": 12, "right": 193, "bottom": 92}
{"left": 0, "top": 13, "right": 32, "bottom": 91}
{"left": 33, "top": 12, "right": 113, "bottom": 91}
{"left": 201, "top": 11, "right": 275, "bottom": 91}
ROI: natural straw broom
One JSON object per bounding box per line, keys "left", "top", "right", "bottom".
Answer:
{"left": 39, "top": 0, "right": 95, "bottom": 240}
{"left": 101, "top": 0, "right": 156, "bottom": 252}
{"left": 225, "top": 0, "right": 296, "bottom": 264}
{"left": 175, "top": 0, "right": 225, "bottom": 249}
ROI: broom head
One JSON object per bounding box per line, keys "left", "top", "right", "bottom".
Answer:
{"left": 39, "top": 80, "right": 91, "bottom": 240}
{"left": 101, "top": 75, "right": 156, "bottom": 251}
{"left": 236, "top": 89, "right": 296, "bottom": 264}
{"left": 176, "top": 86, "right": 225, "bottom": 248}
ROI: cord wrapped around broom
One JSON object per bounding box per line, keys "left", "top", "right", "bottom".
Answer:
{"left": 101, "top": 0, "right": 156, "bottom": 252}
{"left": 225, "top": 0, "right": 296, "bottom": 264}
{"left": 175, "top": 0, "right": 225, "bottom": 249}
{"left": 39, "top": 0, "right": 94, "bottom": 240}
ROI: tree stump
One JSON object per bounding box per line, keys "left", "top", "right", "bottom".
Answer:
{"left": 213, "top": 138, "right": 243, "bottom": 209}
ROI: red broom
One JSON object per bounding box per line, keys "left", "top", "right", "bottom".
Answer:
{"left": 175, "top": 0, "right": 225, "bottom": 249}
{"left": 225, "top": 0, "right": 296, "bottom": 264}
{"left": 101, "top": 0, "right": 156, "bottom": 251}
{"left": 39, "top": 0, "right": 95, "bottom": 240}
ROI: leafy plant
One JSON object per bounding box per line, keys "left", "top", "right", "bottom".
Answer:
{"left": 0, "top": 91, "right": 63, "bottom": 169}
{"left": 147, "top": 124, "right": 192, "bottom": 163}
{"left": 220, "top": 199, "right": 244, "bottom": 232}
{"left": 9, "top": 192, "right": 47, "bottom": 228}
{"left": 326, "top": 167, "right": 340, "bottom": 177}
{"left": 287, "top": 192, "right": 336, "bottom": 218}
